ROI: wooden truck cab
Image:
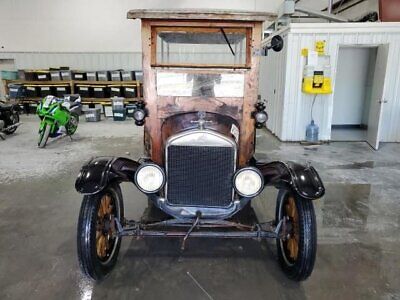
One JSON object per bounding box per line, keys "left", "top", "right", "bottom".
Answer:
{"left": 127, "top": 9, "right": 275, "bottom": 166}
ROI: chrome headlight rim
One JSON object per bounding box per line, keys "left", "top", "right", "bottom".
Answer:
{"left": 134, "top": 163, "right": 166, "bottom": 194}
{"left": 233, "top": 167, "right": 264, "bottom": 198}
{"left": 255, "top": 111, "right": 268, "bottom": 124}
{"left": 133, "top": 108, "right": 146, "bottom": 122}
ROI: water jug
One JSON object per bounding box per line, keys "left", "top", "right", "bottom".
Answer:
{"left": 306, "top": 120, "right": 319, "bottom": 142}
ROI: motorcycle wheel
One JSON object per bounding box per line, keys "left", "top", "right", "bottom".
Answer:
{"left": 275, "top": 189, "right": 317, "bottom": 281}
{"left": 38, "top": 123, "right": 51, "bottom": 148}
{"left": 66, "top": 113, "right": 79, "bottom": 136}
{"left": 77, "top": 183, "right": 124, "bottom": 281}
{"left": 4, "top": 110, "right": 19, "bottom": 135}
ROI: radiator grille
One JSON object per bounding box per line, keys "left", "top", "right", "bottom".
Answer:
{"left": 167, "top": 145, "right": 235, "bottom": 207}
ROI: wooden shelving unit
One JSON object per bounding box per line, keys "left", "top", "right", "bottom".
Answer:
{"left": 2, "top": 79, "right": 144, "bottom": 105}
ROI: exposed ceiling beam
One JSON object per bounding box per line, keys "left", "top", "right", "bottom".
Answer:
{"left": 295, "top": 6, "right": 348, "bottom": 22}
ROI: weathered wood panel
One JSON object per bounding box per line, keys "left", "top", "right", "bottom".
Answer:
{"left": 142, "top": 20, "right": 163, "bottom": 164}
{"left": 127, "top": 9, "right": 276, "bottom": 22}
{"left": 238, "top": 22, "right": 262, "bottom": 166}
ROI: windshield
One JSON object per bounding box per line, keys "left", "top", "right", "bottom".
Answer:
{"left": 153, "top": 27, "right": 250, "bottom": 68}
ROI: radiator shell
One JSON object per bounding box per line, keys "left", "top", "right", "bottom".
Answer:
{"left": 165, "top": 130, "right": 236, "bottom": 208}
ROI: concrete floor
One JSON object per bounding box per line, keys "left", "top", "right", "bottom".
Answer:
{"left": 1, "top": 115, "right": 399, "bottom": 300}
{"left": 331, "top": 128, "right": 367, "bottom": 141}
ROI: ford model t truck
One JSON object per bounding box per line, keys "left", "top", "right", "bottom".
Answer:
{"left": 75, "top": 9, "right": 325, "bottom": 281}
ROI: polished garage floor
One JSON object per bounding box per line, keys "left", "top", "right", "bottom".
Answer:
{"left": 0, "top": 115, "right": 399, "bottom": 300}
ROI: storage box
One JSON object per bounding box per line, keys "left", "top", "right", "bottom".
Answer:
{"left": 109, "top": 85, "right": 122, "bottom": 97}
{"left": 76, "top": 85, "right": 91, "bottom": 97}
{"left": 111, "top": 71, "right": 122, "bottom": 81}
{"left": 123, "top": 85, "right": 137, "bottom": 98}
{"left": 96, "top": 71, "right": 110, "bottom": 81}
{"left": 50, "top": 71, "right": 61, "bottom": 81}
{"left": 121, "top": 71, "right": 135, "bottom": 81}
{"left": 126, "top": 104, "right": 137, "bottom": 118}
{"left": 86, "top": 72, "right": 97, "bottom": 81}
{"left": 39, "top": 86, "right": 53, "bottom": 97}
{"left": 85, "top": 108, "right": 101, "bottom": 122}
{"left": 93, "top": 86, "right": 107, "bottom": 98}
{"left": 1, "top": 70, "right": 18, "bottom": 80}
{"left": 36, "top": 72, "right": 51, "bottom": 81}
{"left": 103, "top": 105, "right": 113, "bottom": 118}
{"left": 22, "top": 70, "right": 36, "bottom": 81}
{"left": 25, "top": 85, "right": 38, "bottom": 97}
{"left": 111, "top": 97, "right": 124, "bottom": 109}
{"left": 112, "top": 108, "right": 126, "bottom": 121}
{"left": 8, "top": 84, "right": 24, "bottom": 99}
{"left": 17, "top": 70, "right": 25, "bottom": 80}
{"left": 72, "top": 72, "right": 87, "bottom": 81}
{"left": 112, "top": 97, "right": 125, "bottom": 121}
{"left": 54, "top": 85, "right": 71, "bottom": 98}
{"left": 134, "top": 70, "right": 143, "bottom": 82}
{"left": 60, "top": 70, "right": 72, "bottom": 81}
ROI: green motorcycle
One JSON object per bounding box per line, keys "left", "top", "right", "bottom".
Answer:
{"left": 37, "top": 95, "right": 81, "bottom": 148}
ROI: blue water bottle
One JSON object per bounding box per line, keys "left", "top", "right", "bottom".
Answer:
{"left": 306, "top": 120, "right": 319, "bottom": 142}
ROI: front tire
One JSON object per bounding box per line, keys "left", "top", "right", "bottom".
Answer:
{"left": 66, "top": 113, "right": 79, "bottom": 135}
{"left": 38, "top": 123, "right": 51, "bottom": 148}
{"left": 4, "top": 110, "right": 19, "bottom": 134}
{"left": 77, "top": 183, "right": 124, "bottom": 281}
{"left": 275, "top": 189, "right": 317, "bottom": 281}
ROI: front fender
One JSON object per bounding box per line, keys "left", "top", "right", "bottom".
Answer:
{"left": 75, "top": 156, "right": 140, "bottom": 195}
{"left": 255, "top": 161, "right": 325, "bottom": 200}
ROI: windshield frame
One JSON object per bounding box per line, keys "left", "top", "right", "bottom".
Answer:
{"left": 151, "top": 26, "right": 252, "bottom": 69}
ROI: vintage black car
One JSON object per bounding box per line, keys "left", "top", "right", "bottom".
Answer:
{"left": 75, "top": 9, "right": 325, "bottom": 282}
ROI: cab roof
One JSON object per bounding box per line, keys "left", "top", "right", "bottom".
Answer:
{"left": 127, "top": 9, "right": 276, "bottom": 22}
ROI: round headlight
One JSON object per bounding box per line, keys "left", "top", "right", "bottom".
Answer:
{"left": 255, "top": 111, "right": 268, "bottom": 124}
{"left": 134, "top": 164, "right": 165, "bottom": 194}
{"left": 133, "top": 109, "right": 146, "bottom": 122}
{"left": 233, "top": 167, "right": 264, "bottom": 197}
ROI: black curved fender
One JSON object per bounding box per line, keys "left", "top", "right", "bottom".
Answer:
{"left": 255, "top": 161, "right": 325, "bottom": 200}
{"left": 75, "top": 156, "right": 140, "bottom": 195}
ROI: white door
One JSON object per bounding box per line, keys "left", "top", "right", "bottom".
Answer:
{"left": 367, "top": 45, "right": 389, "bottom": 150}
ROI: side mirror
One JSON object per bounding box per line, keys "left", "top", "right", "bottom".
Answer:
{"left": 270, "top": 35, "right": 284, "bottom": 52}
{"left": 262, "top": 35, "right": 284, "bottom": 56}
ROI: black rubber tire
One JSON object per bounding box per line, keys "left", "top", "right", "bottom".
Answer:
{"left": 77, "top": 183, "right": 124, "bottom": 281}
{"left": 4, "top": 110, "right": 19, "bottom": 134}
{"left": 38, "top": 124, "right": 51, "bottom": 148}
{"left": 66, "top": 113, "right": 79, "bottom": 135}
{"left": 275, "top": 189, "right": 317, "bottom": 281}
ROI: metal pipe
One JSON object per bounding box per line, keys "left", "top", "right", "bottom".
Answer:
{"left": 328, "top": 0, "right": 333, "bottom": 14}
{"left": 119, "top": 229, "right": 279, "bottom": 239}
{"left": 295, "top": 6, "right": 348, "bottom": 22}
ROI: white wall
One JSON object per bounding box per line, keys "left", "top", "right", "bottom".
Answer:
{"left": 332, "top": 47, "right": 373, "bottom": 125}
{"left": 0, "top": 0, "right": 282, "bottom": 53}
{"left": 259, "top": 33, "right": 289, "bottom": 138}
{"left": 260, "top": 23, "right": 400, "bottom": 143}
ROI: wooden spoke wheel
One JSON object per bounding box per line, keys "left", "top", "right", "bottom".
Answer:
{"left": 77, "top": 183, "right": 124, "bottom": 281}
{"left": 96, "top": 194, "right": 117, "bottom": 262}
{"left": 283, "top": 196, "right": 299, "bottom": 262}
{"left": 275, "top": 189, "right": 317, "bottom": 281}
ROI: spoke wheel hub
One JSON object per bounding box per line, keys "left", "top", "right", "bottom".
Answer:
{"left": 284, "top": 196, "right": 299, "bottom": 260}
{"left": 96, "top": 194, "right": 116, "bottom": 260}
